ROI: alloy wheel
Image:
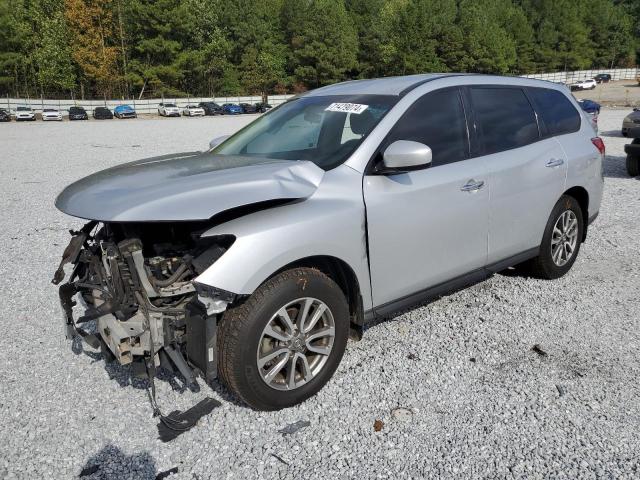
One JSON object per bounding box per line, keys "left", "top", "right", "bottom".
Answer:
{"left": 256, "top": 297, "right": 335, "bottom": 391}
{"left": 551, "top": 210, "right": 579, "bottom": 267}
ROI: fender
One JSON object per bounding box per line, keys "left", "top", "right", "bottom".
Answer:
{"left": 193, "top": 165, "right": 374, "bottom": 311}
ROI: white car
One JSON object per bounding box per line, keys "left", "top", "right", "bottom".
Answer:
{"left": 158, "top": 102, "right": 180, "bottom": 117}
{"left": 570, "top": 79, "right": 596, "bottom": 91}
{"left": 42, "top": 108, "right": 63, "bottom": 121}
{"left": 15, "top": 106, "right": 36, "bottom": 121}
{"left": 182, "top": 105, "right": 205, "bottom": 117}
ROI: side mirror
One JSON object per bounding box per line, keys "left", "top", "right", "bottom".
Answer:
{"left": 381, "top": 140, "right": 432, "bottom": 172}
{"left": 209, "top": 135, "right": 230, "bottom": 150}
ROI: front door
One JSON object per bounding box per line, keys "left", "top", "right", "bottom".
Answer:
{"left": 363, "top": 88, "right": 490, "bottom": 308}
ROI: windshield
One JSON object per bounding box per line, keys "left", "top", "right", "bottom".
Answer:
{"left": 213, "top": 94, "right": 397, "bottom": 170}
{"left": 165, "top": 103, "right": 176, "bottom": 107}
{"left": 17, "top": 106, "right": 30, "bottom": 111}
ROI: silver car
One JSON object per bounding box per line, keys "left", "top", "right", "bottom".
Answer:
{"left": 54, "top": 74, "right": 604, "bottom": 411}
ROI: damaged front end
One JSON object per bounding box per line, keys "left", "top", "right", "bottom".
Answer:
{"left": 53, "top": 220, "right": 235, "bottom": 384}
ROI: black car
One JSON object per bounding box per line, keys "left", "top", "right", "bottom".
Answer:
{"left": 0, "top": 108, "right": 10, "bottom": 122}
{"left": 93, "top": 107, "right": 113, "bottom": 120}
{"left": 69, "top": 106, "right": 88, "bottom": 121}
{"left": 594, "top": 73, "right": 612, "bottom": 83}
{"left": 239, "top": 103, "right": 258, "bottom": 114}
{"left": 254, "top": 102, "right": 273, "bottom": 113}
{"left": 198, "top": 102, "right": 223, "bottom": 115}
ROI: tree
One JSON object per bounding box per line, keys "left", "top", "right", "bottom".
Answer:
{"left": 32, "top": 0, "right": 76, "bottom": 94}
{"left": 585, "top": 0, "right": 635, "bottom": 67}
{"left": 65, "top": 0, "right": 120, "bottom": 98}
{"left": 0, "top": 0, "right": 35, "bottom": 96}
{"left": 283, "top": 0, "right": 358, "bottom": 88}
{"left": 240, "top": 43, "right": 287, "bottom": 101}
{"left": 220, "top": 0, "right": 287, "bottom": 96}
{"left": 346, "top": 0, "right": 388, "bottom": 78}
{"left": 520, "top": 0, "right": 594, "bottom": 71}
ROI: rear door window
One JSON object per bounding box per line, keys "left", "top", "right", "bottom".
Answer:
{"left": 469, "top": 87, "right": 539, "bottom": 154}
{"left": 385, "top": 88, "right": 469, "bottom": 167}
{"left": 527, "top": 87, "right": 581, "bottom": 136}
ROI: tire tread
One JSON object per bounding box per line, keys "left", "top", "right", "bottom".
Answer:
{"left": 217, "top": 267, "right": 343, "bottom": 409}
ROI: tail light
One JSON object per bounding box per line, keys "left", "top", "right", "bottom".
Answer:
{"left": 591, "top": 137, "right": 605, "bottom": 156}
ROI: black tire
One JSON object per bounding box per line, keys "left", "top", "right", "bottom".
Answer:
{"left": 526, "top": 195, "right": 584, "bottom": 280}
{"left": 217, "top": 267, "right": 349, "bottom": 410}
{"left": 627, "top": 155, "right": 640, "bottom": 176}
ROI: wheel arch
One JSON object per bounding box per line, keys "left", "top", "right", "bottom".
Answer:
{"left": 269, "top": 255, "right": 365, "bottom": 327}
{"left": 563, "top": 186, "right": 589, "bottom": 241}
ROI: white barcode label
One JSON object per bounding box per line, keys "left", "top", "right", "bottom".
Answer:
{"left": 325, "top": 103, "right": 369, "bottom": 114}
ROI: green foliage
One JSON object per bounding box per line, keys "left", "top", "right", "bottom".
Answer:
{"left": 0, "top": 0, "right": 637, "bottom": 98}
{"left": 283, "top": 0, "right": 358, "bottom": 88}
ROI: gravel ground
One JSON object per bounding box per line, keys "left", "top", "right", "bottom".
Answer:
{"left": 573, "top": 80, "right": 640, "bottom": 107}
{"left": 0, "top": 111, "right": 639, "bottom": 479}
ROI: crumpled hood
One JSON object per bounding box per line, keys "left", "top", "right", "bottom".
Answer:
{"left": 55, "top": 151, "right": 325, "bottom": 221}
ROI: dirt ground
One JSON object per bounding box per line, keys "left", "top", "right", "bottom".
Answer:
{"left": 572, "top": 79, "right": 640, "bottom": 107}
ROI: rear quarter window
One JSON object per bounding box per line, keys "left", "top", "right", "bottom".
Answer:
{"left": 527, "top": 87, "right": 581, "bottom": 136}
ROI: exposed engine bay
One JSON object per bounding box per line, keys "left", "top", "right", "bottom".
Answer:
{"left": 53, "top": 221, "right": 236, "bottom": 384}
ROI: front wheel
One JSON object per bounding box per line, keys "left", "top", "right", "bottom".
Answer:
{"left": 526, "top": 195, "right": 584, "bottom": 279}
{"left": 217, "top": 268, "right": 349, "bottom": 410}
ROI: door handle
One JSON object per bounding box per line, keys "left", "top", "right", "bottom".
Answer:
{"left": 460, "top": 179, "right": 485, "bottom": 192}
{"left": 546, "top": 158, "right": 564, "bottom": 168}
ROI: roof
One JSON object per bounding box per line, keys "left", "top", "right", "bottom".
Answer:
{"left": 302, "top": 73, "right": 573, "bottom": 97}
{"left": 303, "top": 74, "right": 458, "bottom": 97}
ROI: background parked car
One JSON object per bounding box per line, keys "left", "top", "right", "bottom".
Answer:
{"left": 93, "top": 107, "right": 113, "bottom": 120}
{"left": 570, "top": 79, "right": 597, "bottom": 91}
{"left": 254, "top": 102, "right": 273, "bottom": 113}
{"left": 0, "top": 108, "right": 11, "bottom": 122}
{"left": 114, "top": 105, "right": 137, "bottom": 119}
{"left": 68, "top": 106, "right": 88, "bottom": 120}
{"left": 42, "top": 108, "right": 63, "bottom": 121}
{"left": 594, "top": 73, "right": 612, "bottom": 83}
{"left": 69, "top": 106, "right": 89, "bottom": 120}
{"left": 198, "top": 101, "right": 223, "bottom": 115}
{"left": 239, "top": 103, "right": 258, "bottom": 114}
{"left": 578, "top": 99, "right": 600, "bottom": 132}
{"left": 622, "top": 107, "right": 640, "bottom": 137}
{"left": 578, "top": 99, "right": 601, "bottom": 115}
{"left": 222, "top": 103, "right": 243, "bottom": 115}
{"left": 183, "top": 104, "right": 205, "bottom": 116}
{"left": 15, "top": 106, "right": 36, "bottom": 121}
{"left": 158, "top": 102, "right": 180, "bottom": 117}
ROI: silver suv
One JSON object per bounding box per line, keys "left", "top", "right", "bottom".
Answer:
{"left": 54, "top": 74, "right": 604, "bottom": 411}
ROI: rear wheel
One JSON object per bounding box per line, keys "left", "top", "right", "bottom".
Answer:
{"left": 627, "top": 154, "right": 640, "bottom": 176}
{"left": 526, "top": 195, "right": 584, "bottom": 279}
{"left": 217, "top": 268, "right": 349, "bottom": 410}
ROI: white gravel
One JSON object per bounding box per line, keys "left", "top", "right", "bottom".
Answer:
{"left": 0, "top": 111, "right": 639, "bottom": 479}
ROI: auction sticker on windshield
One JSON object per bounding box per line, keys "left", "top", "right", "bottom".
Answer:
{"left": 325, "top": 103, "right": 369, "bottom": 114}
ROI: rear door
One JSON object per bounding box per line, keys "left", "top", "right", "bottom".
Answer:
{"left": 467, "top": 86, "right": 569, "bottom": 264}
{"left": 364, "top": 88, "right": 490, "bottom": 308}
